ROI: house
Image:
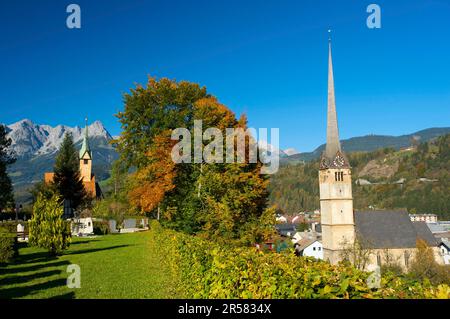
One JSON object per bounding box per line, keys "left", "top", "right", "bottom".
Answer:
{"left": 275, "top": 223, "right": 297, "bottom": 238}
{"left": 409, "top": 214, "right": 438, "bottom": 223}
{"left": 295, "top": 239, "right": 323, "bottom": 260}
{"left": 439, "top": 241, "right": 450, "bottom": 265}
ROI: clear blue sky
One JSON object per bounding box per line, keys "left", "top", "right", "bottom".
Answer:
{"left": 1, "top": 0, "right": 449, "bottom": 152}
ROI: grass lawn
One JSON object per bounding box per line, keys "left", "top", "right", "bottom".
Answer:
{"left": 0, "top": 231, "right": 177, "bottom": 299}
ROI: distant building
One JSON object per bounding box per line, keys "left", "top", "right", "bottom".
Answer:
{"left": 426, "top": 221, "right": 450, "bottom": 234}
{"left": 410, "top": 214, "right": 438, "bottom": 223}
{"left": 275, "top": 223, "right": 297, "bottom": 238}
{"left": 44, "top": 118, "right": 102, "bottom": 200}
{"left": 276, "top": 215, "right": 287, "bottom": 223}
{"left": 439, "top": 241, "right": 450, "bottom": 265}
{"left": 71, "top": 217, "right": 94, "bottom": 236}
{"left": 295, "top": 239, "right": 323, "bottom": 260}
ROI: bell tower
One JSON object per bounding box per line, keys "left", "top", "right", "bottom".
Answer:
{"left": 79, "top": 117, "right": 92, "bottom": 182}
{"left": 319, "top": 32, "right": 355, "bottom": 264}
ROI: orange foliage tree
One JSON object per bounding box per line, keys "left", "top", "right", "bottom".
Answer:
{"left": 128, "top": 131, "right": 176, "bottom": 213}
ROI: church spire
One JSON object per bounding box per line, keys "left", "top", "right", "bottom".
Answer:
{"left": 321, "top": 31, "right": 348, "bottom": 169}
{"left": 325, "top": 30, "right": 342, "bottom": 159}
{"left": 79, "top": 117, "right": 92, "bottom": 159}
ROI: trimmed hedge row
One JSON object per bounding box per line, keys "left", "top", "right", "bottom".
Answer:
{"left": 149, "top": 221, "right": 450, "bottom": 299}
{"left": 93, "top": 220, "right": 110, "bottom": 235}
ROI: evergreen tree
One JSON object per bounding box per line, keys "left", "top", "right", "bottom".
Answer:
{"left": 0, "top": 125, "right": 15, "bottom": 212}
{"left": 28, "top": 192, "right": 71, "bottom": 255}
{"left": 53, "top": 133, "right": 86, "bottom": 209}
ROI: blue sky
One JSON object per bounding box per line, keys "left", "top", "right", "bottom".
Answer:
{"left": 1, "top": 0, "right": 449, "bottom": 152}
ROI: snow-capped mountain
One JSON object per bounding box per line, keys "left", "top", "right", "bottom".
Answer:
{"left": 5, "top": 119, "right": 118, "bottom": 204}
{"left": 283, "top": 148, "right": 300, "bottom": 156}
{"left": 7, "top": 119, "right": 112, "bottom": 158}
{"left": 257, "top": 140, "right": 289, "bottom": 158}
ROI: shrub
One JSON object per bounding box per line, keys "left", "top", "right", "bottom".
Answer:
{"left": 408, "top": 240, "right": 450, "bottom": 285}
{"left": 28, "top": 193, "right": 71, "bottom": 255}
{"left": 93, "top": 220, "right": 110, "bottom": 235}
{"left": 149, "top": 220, "right": 450, "bottom": 299}
{"left": 0, "top": 226, "right": 18, "bottom": 264}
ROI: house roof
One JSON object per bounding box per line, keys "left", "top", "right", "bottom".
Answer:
{"left": 354, "top": 210, "right": 438, "bottom": 249}
{"left": 295, "top": 239, "right": 320, "bottom": 252}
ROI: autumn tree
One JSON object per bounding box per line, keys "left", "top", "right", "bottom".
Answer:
{"left": 409, "top": 239, "right": 450, "bottom": 285}
{"left": 128, "top": 131, "right": 176, "bottom": 213}
{"left": 116, "top": 77, "right": 272, "bottom": 241}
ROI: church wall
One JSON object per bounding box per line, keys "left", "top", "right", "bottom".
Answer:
{"left": 364, "top": 247, "right": 444, "bottom": 272}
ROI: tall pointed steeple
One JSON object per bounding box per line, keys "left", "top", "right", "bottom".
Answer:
{"left": 79, "top": 117, "right": 92, "bottom": 159}
{"left": 325, "top": 31, "right": 341, "bottom": 158}
{"left": 321, "top": 31, "right": 348, "bottom": 169}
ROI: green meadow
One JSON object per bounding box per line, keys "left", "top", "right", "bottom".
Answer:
{"left": 0, "top": 232, "right": 176, "bottom": 299}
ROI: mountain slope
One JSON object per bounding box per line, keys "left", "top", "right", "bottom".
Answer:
{"left": 281, "top": 127, "right": 450, "bottom": 165}
{"left": 269, "top": 134, "right": 450, "bottom": 220}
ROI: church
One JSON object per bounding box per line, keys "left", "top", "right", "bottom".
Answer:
{"left": 44, "top": 119, "right": 102, "bottom": 199}
{"left": 319, "top": 36, "right": 442, "bottom": 270}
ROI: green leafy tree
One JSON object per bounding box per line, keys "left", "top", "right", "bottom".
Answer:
{"left": 28, "top": 193, "right": 71, "bottom": 255}
{"left": 0, "top": 125, "right": 16, "bottom": 212}
{"left": 52, "top": 133, "right": 87, "bottom": 209}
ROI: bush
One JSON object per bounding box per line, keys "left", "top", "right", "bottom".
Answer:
{"left": 93, "top": 220, "right": 110, "bottom": 235}
{"left": 408, "top": 240, "right": 450, "bottom": 285}
{"left": 29, "top": 193, "right": 71, "bottom": 255}
{"left": 0, "top": 226, "right": 18, "bottom": 264}
{"left": 149, "top": 220, "right": 450, "bottom": 299}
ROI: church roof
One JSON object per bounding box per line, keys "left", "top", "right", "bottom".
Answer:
{"left": 354, "top": 210, "right": 438, "bottom": 249}
{"left": 79, "top": 118, "right": 92, "bottom": 159}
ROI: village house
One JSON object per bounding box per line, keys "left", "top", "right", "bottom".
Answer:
{"left": 294, "top": 239, "right": 323, "bottom": 260}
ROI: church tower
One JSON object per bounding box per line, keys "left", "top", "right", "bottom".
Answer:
{"left": 79, "top": 118, "right": 93, "bottom": 183}
{"left": 319, "top": 33, "right": 355, "bottom": 264}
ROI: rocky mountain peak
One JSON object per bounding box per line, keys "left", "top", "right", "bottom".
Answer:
{"left": 6, "top": 119, "right": 113, "bottom": 158}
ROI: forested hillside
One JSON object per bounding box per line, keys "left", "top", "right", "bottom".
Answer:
{"left": 269, "top": 134, "right": 450, "bottom": 220}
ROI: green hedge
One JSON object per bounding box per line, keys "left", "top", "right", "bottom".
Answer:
{"left": 93, "top": 220, "right": 110, "bottom": 235}
{"left": 0, "top": 226, "right": 18, "bottom": 264}
{"left": 149, "top": 221, "right": 450, "bottom": 299}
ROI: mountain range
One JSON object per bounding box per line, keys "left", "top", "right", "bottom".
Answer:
{"left": 3, "top": 119, "right": 450, "bottom": 204}
{"left": 280, "top": 127, "right": 450, "bottom": 165}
